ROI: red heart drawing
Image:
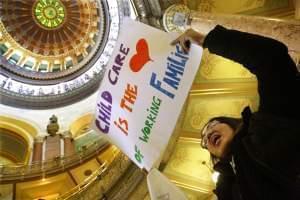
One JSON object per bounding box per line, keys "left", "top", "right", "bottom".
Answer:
{"left": 129, "top": 39, "right": 152, "bottom": 72}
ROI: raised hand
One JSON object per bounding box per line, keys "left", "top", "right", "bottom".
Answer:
{"left": 171, "top": 29, "right": 206, "bottom": 53}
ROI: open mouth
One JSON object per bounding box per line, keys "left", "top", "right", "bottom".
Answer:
{"left": 209, "top": 133, "right": 221, "bottom": 146}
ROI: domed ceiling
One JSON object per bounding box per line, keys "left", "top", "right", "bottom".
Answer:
{"left": 0, "top": 0, "right": 127, "bottom": 108}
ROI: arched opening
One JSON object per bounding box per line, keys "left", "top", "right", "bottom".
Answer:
{"left": 0, "top": 116, "right": 38, "bottom": 164}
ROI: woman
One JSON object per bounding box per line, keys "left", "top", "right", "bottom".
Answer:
{"left": 172, "top": 25, "right": 300, "bottom": 200}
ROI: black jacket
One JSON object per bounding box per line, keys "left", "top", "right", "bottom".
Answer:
{"left": 203, "top": 25, "right": 300, "bottom": 200}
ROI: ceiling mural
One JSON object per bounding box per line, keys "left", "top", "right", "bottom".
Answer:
{"left": 1, "top": 0, "right": 105, "bottom": 75}
{"left": 0, "top": 0, "right": 128, "bottom": 108}
{"left": 33, "top": 0, "right": 66, "bottom": 29}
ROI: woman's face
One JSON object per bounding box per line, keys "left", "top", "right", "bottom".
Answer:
{"left": 202, "top": 121, "right": 235, "bottom": 158}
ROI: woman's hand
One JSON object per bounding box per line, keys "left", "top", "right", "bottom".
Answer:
{"left": 171, "top": 29, "right": 206, "bottom": 53}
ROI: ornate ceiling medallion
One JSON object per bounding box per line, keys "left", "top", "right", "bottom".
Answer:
{"left": 33, "top": 0, "right": 66, "bottom": 29}
{"left": 0, "top": 0, "right": 133, "bottom": 108}
{"left": 1, "top": 0, "right": 104, "bottom": 78}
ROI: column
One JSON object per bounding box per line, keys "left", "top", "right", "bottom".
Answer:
{"left": 132, "top": 0, "right": 151, "bottom": 24}
{"left": 3, "top": 48, "right": 14, "bottom": 58}
{"left": 17, "top": 56, "right": 26, "bottom": 66}
{"left": 147, "top": 0, "right": 162, "bottom": 17}
{"left": 63, "top": 132, "right": 75, "bottom": 157}
{"left": 45, "top": 135, "right": 61, "bottom": 160}
{"left": 32, "top": 136, "right": 44, "bottom": 163}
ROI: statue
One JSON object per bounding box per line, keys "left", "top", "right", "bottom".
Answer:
{"left": 47, "top": 115, "right": 59, "bottom": 136}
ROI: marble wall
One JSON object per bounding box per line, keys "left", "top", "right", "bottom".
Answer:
{"left": 189, "top": 13, "right": 300, "bottom": 53}
{"left": 295, "top": 0, "right": 300, "bottom": 19}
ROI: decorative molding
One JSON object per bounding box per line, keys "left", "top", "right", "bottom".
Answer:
{"left": 34, "top": 136, "right": 45, "bottom": 143}
{"left": 105, "top": 164, "right": 145, "bottom": 200}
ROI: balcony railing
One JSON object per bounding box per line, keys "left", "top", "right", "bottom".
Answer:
{"left": 0, "top": 139, "right": 109, "bottom": 182}
{"left": 57, "top": 151, "right": 132, "bottom": 200}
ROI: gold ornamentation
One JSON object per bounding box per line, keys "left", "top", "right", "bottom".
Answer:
{"left": 182, "top": 96, "right": 258, "bottom": 133}
{"left": 34, "top": 0, "right": 66, "bottom": 29}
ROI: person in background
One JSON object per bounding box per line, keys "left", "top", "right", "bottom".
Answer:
{"left": 172, "top": 25, "right": 300, "bottom": 200}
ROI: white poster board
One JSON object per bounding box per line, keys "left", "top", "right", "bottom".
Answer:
{"left": 93, "top": 18, "right": 203, "bottom": 171}
{"left": 147, "top": 168, "right": 188, "bottom": 200}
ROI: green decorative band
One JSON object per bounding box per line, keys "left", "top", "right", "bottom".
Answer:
{"left": 34, "top": 0, "right": 65, "bottom": 29}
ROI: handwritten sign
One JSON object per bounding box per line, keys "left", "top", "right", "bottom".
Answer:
{"left": 93, "top": 18, "right": 203, "bottom": 170}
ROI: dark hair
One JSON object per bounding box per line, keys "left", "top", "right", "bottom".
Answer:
{"left": 201, "top": 116, "right": 242, "bottom": 166}
{"left": 208, "top": 116, "right": 242, "bottom": 131}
